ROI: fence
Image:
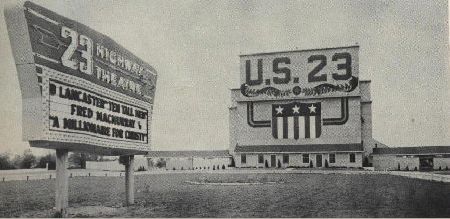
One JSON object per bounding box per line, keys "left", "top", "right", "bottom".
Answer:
{"left": 0, "top": 169, "right": 128, "bottom": 182}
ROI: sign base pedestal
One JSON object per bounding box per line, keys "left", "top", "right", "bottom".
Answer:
{"left": 123, "top": 155, "right": 135, "bottom": 205}
{"left": 55, "top": 149, "right": 69, "bottom": 217}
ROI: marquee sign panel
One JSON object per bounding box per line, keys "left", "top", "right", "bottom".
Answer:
{"left": 5, "top": 1, "right": 157, "bottom": 155}
{"left": 239, "top": 46, "right": 359, "bottom": 101}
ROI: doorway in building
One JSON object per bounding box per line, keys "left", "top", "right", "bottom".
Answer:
{"left": 419, "top": 156, "right": 433, "bottom": 171}
{"left": 271, "top": 155, "right": 276, "bottom": 167}
{"left": 316, "top": 154, "right": 322, "bottom": 167}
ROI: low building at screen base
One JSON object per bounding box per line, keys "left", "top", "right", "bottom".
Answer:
{"left": 146, "top": 150, "right": 232, "bottom": 170}
{"left": 372, "top": 146, "right": 450, "bottom": 171}
{"left": 234, "top": 144, "right": 363, "bottom": 168}
{"left": 85, "top": 156, "right": 149, "bottom": 171}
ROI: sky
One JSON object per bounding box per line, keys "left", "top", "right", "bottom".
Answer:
{"left": 0, "top": 0, "right": 449, "bottom": 156}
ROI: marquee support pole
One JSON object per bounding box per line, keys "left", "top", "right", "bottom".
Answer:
{"left": 125, "top": 155, "right": 135, "bottom": 205}
{"left": 55, "top": 149, "right": 69, "bottom": 217}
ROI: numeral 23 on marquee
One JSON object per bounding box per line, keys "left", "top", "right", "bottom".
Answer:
{"left": 61, "top": 26, "right": 93, "bottom": 75}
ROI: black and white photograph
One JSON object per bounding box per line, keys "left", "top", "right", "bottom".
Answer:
{"left": 0, "top": 0, "right": 449, "bottom": 217}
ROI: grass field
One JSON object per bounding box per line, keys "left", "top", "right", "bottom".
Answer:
{"left": 0, "top": 172, "right": 449, "bottom": 217}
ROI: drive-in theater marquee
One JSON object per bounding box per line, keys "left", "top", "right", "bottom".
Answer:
{"left": 5, "top": 1, "right": 157, "bottom": 155}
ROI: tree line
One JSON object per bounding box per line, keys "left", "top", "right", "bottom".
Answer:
{"left": 0, "top": 149, "right": 102, "bottom": 170}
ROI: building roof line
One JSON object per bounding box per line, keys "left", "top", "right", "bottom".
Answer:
{"left": 373, "top": 146, "right": 450, "bottom": 155}
{"left": 381, "top": 153, "right": 450, "bottom": 156}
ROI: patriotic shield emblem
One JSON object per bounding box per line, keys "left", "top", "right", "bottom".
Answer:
{"left": 272, "top": 102, "right": 322, "bottom": 139}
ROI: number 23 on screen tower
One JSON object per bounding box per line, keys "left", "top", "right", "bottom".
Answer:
{"left": 240, "top": 46, "right": 359, "bottom": 100}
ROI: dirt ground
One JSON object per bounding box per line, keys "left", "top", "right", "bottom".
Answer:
{"left": 1, "top": 172, "right": 449, "bottom": 217}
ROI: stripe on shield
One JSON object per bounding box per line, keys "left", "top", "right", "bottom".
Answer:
{"left": 294, "top": 116, "right": 299, "bottom": 139}
{"left": 282, "top": 117, "right": 288, "bottom": 139}
{"left": 316, "top": 114, "right": 321, "bottom": 138}
{"left": 298, "top": 116, "right": 305, "bottom": 139}
{"left": 310, "top": 116, "right": 316, "bottom": 139}
{"left": 305, "top": 116, "right": 310, "bottom": 138}
{"left": 287, "top": 117, "right": 294, "bottom": 139}
{"left": 272, "top": 118, "right": 278, "bottom": 138}
{"left": 277, "top": 117, "right": 283, "bottom": 139}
